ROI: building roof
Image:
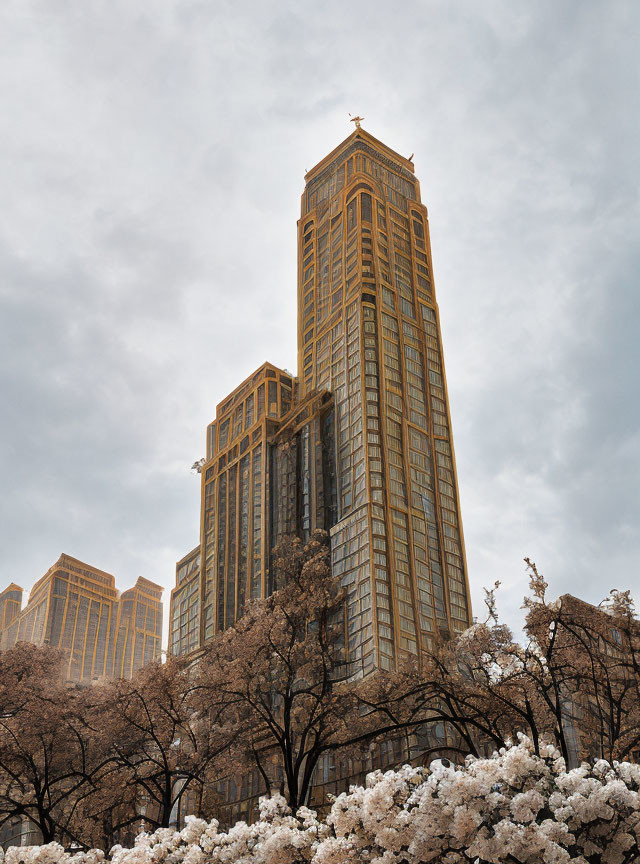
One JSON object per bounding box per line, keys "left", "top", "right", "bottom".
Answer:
{"left": 121, "top": 576, "right": 164, "bottom": 599}
{"left": 304, "top": 127, "right": 415, "bottom": 183}
{"left": 215, "top": 360, "right": 292, "bottom": 419}
{"left": 176, "top": 545, "right": 201, "bottom": 567}
{"left": 28, "top": 554, "right": 116, "bottom": 600}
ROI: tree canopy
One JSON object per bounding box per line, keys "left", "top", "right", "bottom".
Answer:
{"left": 1, "top": 541, "right": 640, "bottom": 850}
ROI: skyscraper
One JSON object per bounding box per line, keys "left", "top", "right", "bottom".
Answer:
{"left": 0, "top": 554, "right": 163, "bottom": 681}
{"left": 298, "top": 125, "right": 472, "bottom": 670}
{"left": 169, "top": 125, "right": 471, "bottom": 670}
{"left": 112, "top": 576, "right": 164, "bottom": 679}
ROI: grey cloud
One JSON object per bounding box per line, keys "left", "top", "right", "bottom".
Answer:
{"left": 0, "top": 0, "right": 638, "bottom": 641}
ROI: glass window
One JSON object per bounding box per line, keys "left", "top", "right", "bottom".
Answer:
{"left": 281, "top": 385, "right": 292, "bottom": 415}
{"left": 347, "top": 198, "right": 357, "bottom": 232}
{"left": 361, "top": 192, "right": 372, "bottom": 223}
{"left": 268, "top": 381, "right": 278, "bottom": 417}
{"left": 218, "top": 418, "right": 230, "bottom": 449}
{"left": 251, "top": 446, "right": 263, "bottom": 599}
{"left": 207, "top": 423, "right": 216, "bottom": 458}
{"left": 232, "top": 404, "right": 243, "bottom": 439}
{"left": 245, "top": 393, "right": 254, "bottom": 429}
{"left": 226, "top": 464, "right": 237, "bottom": 627}
{"left": 237, "top": 455, "right": 250, "bottom": 619}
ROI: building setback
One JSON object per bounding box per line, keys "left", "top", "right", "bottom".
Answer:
{"left": 170, "top": 124, "right": 472, "bottom": 671}
{"left": 0, "top": 554, "right": 162, "bottom": 681}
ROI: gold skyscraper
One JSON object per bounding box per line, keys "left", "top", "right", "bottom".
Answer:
{"left": 0, "top": 554, "right": 163, "bottom": 681}
{"left": 170, "top": 125, "right": 471, "bottom": 670}
{"left": 298, "top": 126, "right": 472, "bottom": 670}
{"left": 112, "top": 576, "right": 164, "bottom": 679}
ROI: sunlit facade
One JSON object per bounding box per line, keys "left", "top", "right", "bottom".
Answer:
{"left": 298, "top": 126, "right": 472, "bottom": 670}
{"left": 168, "top": 367, "right": 338, "bottom": 658}
{"left": 199, "top": 363, "right": 293, "bottom": 640}
{"left": 170, "top": 126, "right": 471, "bottom": 671}
{"left": 0, "top": 554, "right": 163, "bottom": 681}
{"left": 112, "top": 576, "right": 164, "bottom": 679}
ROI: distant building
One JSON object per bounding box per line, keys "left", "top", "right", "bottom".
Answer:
{"left": 0, "top": 583, "right": 22, "bottom": 632}
{"left": 168, "top": 546, "right": 200, "bottom": 657}
{"left": 549, "top": 593, "right": 640, "bottom": 768}
{"left": 200, "top": 362, "right": 295, "bottom": 641}
{"left": 0, "top": 554, "right": 163, "bottom": 681}
{"left": 112, "top": 576, "right": 164, "bottom": 678}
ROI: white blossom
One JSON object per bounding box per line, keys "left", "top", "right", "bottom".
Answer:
{"left": 4, "top": 739, "right": 640, "bottom": 864}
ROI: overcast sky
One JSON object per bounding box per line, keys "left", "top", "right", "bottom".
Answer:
{"left": 1, "top": 0, "right": 638, "bottom": 645}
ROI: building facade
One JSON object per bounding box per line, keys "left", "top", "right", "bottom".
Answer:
{"left": 0, "top": 554, "right": 163, "bottom": 682}
{"left": 169, "top": 546, "right": 201, "bottom": 658}
{"left": 298, "top": 127, "right": 472, "bottom": 670}
{"left": 170, "top": 125, "right": 471, "bottom": 670}
{"left": 0, "top": 584, "right": 22, "bottom": 632}
{"left": 112, "top": 576, "right": 164, "bottom": 679}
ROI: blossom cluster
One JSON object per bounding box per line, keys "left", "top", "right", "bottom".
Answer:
{"left": 2, "top": 737, "right": 639, "bottom": 864}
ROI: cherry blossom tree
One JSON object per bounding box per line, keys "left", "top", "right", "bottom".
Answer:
{"left": 395, "top": 561, "right": 640, "bottom": 769}
{"left": 195, "top": 531, "right": 364, "bottom": 811}
{"left": 97, "top": 657, "right": 236, "bottom": 833}
{"left": 4, "top": 737, "right": 639, "bottom": 864}
{"left": 3, "top": 553, "right": 640, "bottom": 854}
{"left": 194, "top": 531, "right": 455, "bottom": 812}
{"left": 0, "top": 645, "right": 109, "bottom": 847}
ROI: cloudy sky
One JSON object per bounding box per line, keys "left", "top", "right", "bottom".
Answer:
{"left": 1, "top": 0, "right": 638, "bottom": 644}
